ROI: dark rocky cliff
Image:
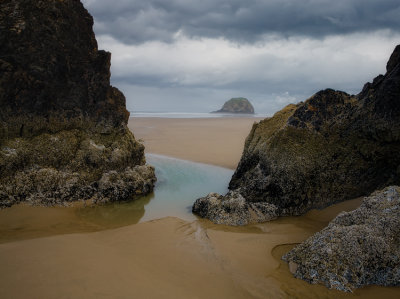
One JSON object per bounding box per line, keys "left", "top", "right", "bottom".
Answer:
{"left": 193, "top": 45, "right": 400, "bottom": 225}
{"left": 0, "top": 0, "right": 129, "bottom": 138}
{"left": 0, "top": 0, "right": 156, "bottom": 207}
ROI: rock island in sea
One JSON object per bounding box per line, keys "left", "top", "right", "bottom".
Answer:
{"left": 0, "top": 0, "right": 156, "bottom": 208}
{"left": 212, "top": 97, "right": 255, "bottom": 114}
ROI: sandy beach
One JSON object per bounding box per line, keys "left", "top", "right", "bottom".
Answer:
{"left": 1, "top": 117, "right": 399, "bottom": 298}
{"left": 128, "top": 117, "right": 264, "bottom": 169}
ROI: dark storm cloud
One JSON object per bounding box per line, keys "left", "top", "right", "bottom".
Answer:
{"left": 83, "top": 0, "right": 400, "bottom": 44}
{"left": 82, "top": 0, "right": 400, "bottom": 114}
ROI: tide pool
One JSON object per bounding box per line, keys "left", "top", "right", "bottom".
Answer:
{"left": 141, "top": 154, "right": 233, "bottom": 221}
{"left": 0, "top": 155, "right": 234, "bottom": 243}
{"left": 76, "top": 154, "right": 233, "bottom": 226}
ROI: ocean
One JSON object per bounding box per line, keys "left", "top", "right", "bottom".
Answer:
{"left": 130, "top": 111, "right": 268, "bottom": 118}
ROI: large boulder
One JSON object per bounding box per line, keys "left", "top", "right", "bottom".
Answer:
{"left": 193, "top": 45, "right": 400, "bottom": 225}
{"left": 192, "top": 191, "right": 277, "bottom": 225}
{"left": 282, "top": 186, "right": 400, "bottom": 292}
{"left": 0, "top": 0, "right": 156, "bottom": 207}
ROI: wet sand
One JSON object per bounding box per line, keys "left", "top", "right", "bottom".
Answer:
{"left": 1, "top": 117, "right": 399, "bottom": 298}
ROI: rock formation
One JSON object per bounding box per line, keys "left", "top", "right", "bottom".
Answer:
{"left": 0, "top": 0, "right": 156, "bottom": 208}
{"left": 213, "top": 97, "right": 255, "bottom": 114}
{"left": 193, "top": 44, "right": 400, "bottom": 225}
{"left": 192, "top": 191, "right": 278, "bottom": 225}
{"left": 282, "top": 186, "right": 400, "bottom": 292}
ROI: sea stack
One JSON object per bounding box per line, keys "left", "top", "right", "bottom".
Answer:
{"left": 193, "top": 45, "right": 400, "bottom": 225}
{"left": 213, "top": 97, "right": 255, "bottom": 114}
{"left": 0, "top": 0, "right": 156, "bottom": 207}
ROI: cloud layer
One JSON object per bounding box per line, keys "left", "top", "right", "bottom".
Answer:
{"left": 84, "top": 0, "right": 400, "bottom": 44}
{"left": 82, "top": 0, "right": 400, "bottom": 113}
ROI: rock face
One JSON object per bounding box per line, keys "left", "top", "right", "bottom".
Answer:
{"left": 213, "top": 98, "right": 255, "bottom": 114}
{"left": 193, "top": 45, "right": 400, "bottom": 225}
{"left": 0, "top": 0, "right": 156, "bottom": 207}
{"left": 282, "top": 186, "right": 400, "bottom": 292}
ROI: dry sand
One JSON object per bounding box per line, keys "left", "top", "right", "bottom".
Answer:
{"left": 1, "top": 117, "right": 399, "bottom": 298}
{"left": 128, "top": 117, "right": 264, "bottom": 169}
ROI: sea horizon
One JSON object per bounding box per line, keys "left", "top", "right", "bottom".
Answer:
{"left": 130, "top": 111, "right": 269, "bottom": 118}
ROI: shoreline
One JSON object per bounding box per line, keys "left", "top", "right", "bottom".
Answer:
{"left": 146, "top": 152, "right": 234, "bottom": 170}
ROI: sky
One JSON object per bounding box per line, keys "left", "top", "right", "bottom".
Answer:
{"left": 81, "top": 0, "right": 400, "bottom": 115}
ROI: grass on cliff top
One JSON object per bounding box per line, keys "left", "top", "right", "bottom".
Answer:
{"left": 225, "top": 98, "right": 251, "bottom": 106}
{"left": 243, "top": 103, "right": 297, "bottom": 151}
{"left": 256, "top": 104, "right": 297, "bottom": 138}
{"left": 226, "top": 97, "right": 249, "bottom": 103}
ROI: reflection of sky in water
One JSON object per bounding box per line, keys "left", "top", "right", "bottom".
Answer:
{"left": 141, "top": 154, "right": 233, "bottom": 222}
{"left": 77, "top": 154, "right": 233, "bottom": 226}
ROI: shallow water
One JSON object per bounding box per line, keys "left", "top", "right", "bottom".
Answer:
{"left": 76, "top": 154, "right": 233, "bottom": 224}
{"left": 142, "top": 154, "right": 233, "bottom": 221}
{"left": 0, "top": 154, "right": 233, "bottom": 243}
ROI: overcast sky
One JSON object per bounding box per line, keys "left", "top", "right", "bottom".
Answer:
{"left": 81, "top": 0, "right": 400, "bottom": 115}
